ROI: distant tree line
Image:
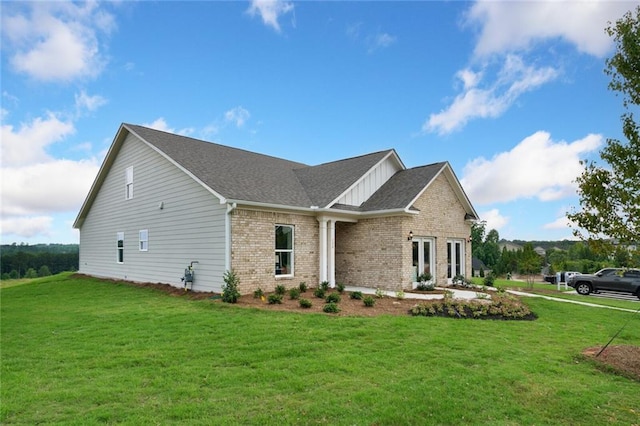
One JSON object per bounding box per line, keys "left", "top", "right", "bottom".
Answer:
{"left": 470, "top": 223, "right": 639, "bottom": 280}
{"left": 1, "top": 243, "right": 79, "bottom": 280}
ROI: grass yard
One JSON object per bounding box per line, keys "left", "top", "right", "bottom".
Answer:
{"left": 2, "top": 274, "right": 639, "bottom": 425}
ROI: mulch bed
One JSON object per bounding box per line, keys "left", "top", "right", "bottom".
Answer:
{"left": 581, "top": 345, "right": 640, "bottom": 381}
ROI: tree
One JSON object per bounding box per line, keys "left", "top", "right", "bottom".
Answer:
{"left": 519, "top": 243, "right": 542, "bottom": 289}
{"left": 470, "top": 221, "right": 486, "bottom": 261}
{"left": 568, "top": 6, "right": 640, "bottom": 253}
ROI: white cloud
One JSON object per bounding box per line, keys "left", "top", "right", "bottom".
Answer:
{"left": 74, "top": 90, "right": 107, "bottom": 113}
{"left": 141, "top": 118, "right": 194, "bottom": 136}
{"left": 424, "top": 55, "right": 558, "bottom": 134}
{"left": 224, "top": 106, "right": 251, "bottom": 128}
{"left": 461, "top": 131, "right": 603, "bottom": 205}
{"left": 246, "top": 0, "right": 294, "bottom": 33}
{"left": 0, "top": 216, "right": 54, "bottom": 239}
{"left": 1, "top": 113, "right": 75, "bottom": 166}
{"left": 368, "top": 32, "right": 397, "bottom": 53}
{"left": 479, "top": 208, "right": 509, "bottom": 232}
{"left": 543, "top": 215, "right": 574, "bottom": 231}
{"left": 1, "top": 2, "right": 115, "bottom": 82}
{"left": 465, "top": 0, "right": 636, "bottom": 58}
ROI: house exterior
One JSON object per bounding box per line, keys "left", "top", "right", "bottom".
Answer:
{"left": 74, "top": 123, "right": 478, "bottom": 294}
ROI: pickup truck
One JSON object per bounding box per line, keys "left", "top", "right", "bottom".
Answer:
{"left": 568, "top": 268, "right": 640, "bottom": 299}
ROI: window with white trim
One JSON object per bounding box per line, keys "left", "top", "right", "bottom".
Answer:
{"left": 139, "top": 229, "right": 148, "bottom": 251}
{"left": 117, "top": 232, "right": 124, "bottom": 263}
{"left": 125, "top": 166, "right": 134, "bottom": 200}
{"left": 275, "top": 225, "right": 294, "bottom": 276}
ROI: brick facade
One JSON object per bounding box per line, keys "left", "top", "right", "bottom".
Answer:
{"left": 231, "top": 208, "right": 318, "bottom": 294}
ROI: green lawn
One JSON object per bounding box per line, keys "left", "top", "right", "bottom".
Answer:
{"left": 2, "top": 274, "right": 639, "bottom": 425}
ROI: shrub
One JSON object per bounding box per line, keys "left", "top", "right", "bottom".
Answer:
{"left": 350, "top": 291, "right": 363, "bottom": 300}
{"left": 313, "top": 288, "right": 326, "bottom": 299}
{"left": 38, "top": 265, "right": 52, "bottom": 277}
{"left": 222, "top": 270, "right": 241, "bottom": 303}
{"left": 275, "top": 284, "right": 286, "bottom": 295}
{"left": 299, "top": 282, "right": 308, "bottom": 293}
{"left": 24, "top": 268, "right": 38, "bottom": 279}
{"left": 395, "top": 290, "right": 405, "bottom": 299}
{"left": 299, "top": 298, "right": 312, "bottom": 308}
{"left": 253, "top": 288, "right": 264, "bottom": 299}
{"left": 325, "top": 293, "right": 341, "bottom": 303}
{"left": 417, "top": 272, "right": 432, "bottom": 283}
{"left": 409, "top": 294, "right": 535, "bottom": 320}
{"left": 375, "top": 288, "right": 385, "bottom": 298}
{"left": 320, "top": 281, "right": 330, "bottom": 291}
{"left": 289, "top": 288, "right": 301, "bottom": 300}
{"left": 323, "top": 302, "right": 340, "bottom": 313}
{"left": 336, "top": 282, "right": 345, "bottom": 293}
{"left": 363, "top": 296, "right": 376, "bottom": 307}
{"left": 416, "top": 282, "right": 435, "bottom": 291}
{"left": 268, "top": 294, "right": 283, "bottom": 304}
{"left": 483, "top": 273, "right": 496, "bottom": 287}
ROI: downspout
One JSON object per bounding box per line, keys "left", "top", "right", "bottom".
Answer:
{"left": 225, "top": 202, "right": 237, "bottom": 272}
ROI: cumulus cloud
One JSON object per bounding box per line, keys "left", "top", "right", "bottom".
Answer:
{"left": 141, "top": 118, "right": 194, "bottom": 136}
{"left": 224, "top": 106, "right": 250, "bottom": 128}
{"left": 74, "top": 90, "right": 107, "bottom": 114}
{"left": 1, "top": 2, "right": 115, "bottom": 82}
{"left": 461, "top": 131, "right": 603, "bottom": 205}
{"left": 424, "top": 55, "right": 558, "bottom": 134}
{"left": 246, "top": 0, "right": 294, "bottom": 33}
{"left": 0, "top": 114, "right": 101, "bottom": 240}
{"left": 465, "top": 0, "right": 634, "bottom": 58}
{"left": 479, "top": 208, "right": 509, "bottom": 232}
{"left": 543, "top": 215, "right": 574, "bottom": 231}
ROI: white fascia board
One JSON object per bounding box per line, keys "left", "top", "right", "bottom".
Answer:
{"left": 128, "top": 128, "right": 227, "bottom": 204}
{"left": 324, "top": 150, "right": 405, "bottom": 209}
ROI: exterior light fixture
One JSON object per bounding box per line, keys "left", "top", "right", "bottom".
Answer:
{"left": 408, "top": 231, "right": 413, "bottom": 241}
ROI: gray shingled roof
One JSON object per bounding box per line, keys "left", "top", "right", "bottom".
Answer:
{"left": 294, "top": 150, "right": 393, "bottom": 207}
{"left": 126, "top": 124, "right": 396, "bottom": 209}
{"left": 359, "top": 163, "right": 446, "bottom": 211}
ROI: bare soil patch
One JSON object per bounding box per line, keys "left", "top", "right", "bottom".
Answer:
{"left": 582, "top": 345, "right": 640, "bottom": 381}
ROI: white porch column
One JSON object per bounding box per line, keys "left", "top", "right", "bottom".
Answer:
{"left": 318, "top": 218, "right": 328, "bottom": 284}
{"left": 328, "top": 219, "right": 336, "bottom": 287}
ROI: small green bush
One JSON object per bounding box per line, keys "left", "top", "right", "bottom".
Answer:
{"left": 325, "top": 293, "right": 341, "bottom": 303}
{"left": 299, "top": 282, "right": 308, "bottom": 293}
{"left": 222, "top": 270, "right": 241, "bottom": 303}
{"left": 350, "top": 291, "right": 363, "bottom": 300}
{"left": 275, "top": 284, "right": 286, "bottom": 295}
{"left": 483, "top": 273, "right": 495, "bottom": 287}
{"left": 336, "top": 282, "right": 345, "bottom": 293}
{"left": 314, "top": 288, "right": 326, "bottom": 299}
{"left": 363, "top": 296, "right": 376, "bottom": 307}
{"left": 416, "top": 282, "right": 435, "bottom": 291}
{"left": 320, "top": 281, "right": 330, "bottom": 291}
{"left": 323, "top": 302, "right": 340, "bottom": 313}
{"left": 268, "top": 294, "right": 283, "bottom": 304}
{"left": 375, "top": 288, "right": 385, "bottom": 298}
{"left": 289, "top": 288, "right": 301, "bottom": 300}
{"left": 253, "top": 288, "right": 264, "bottom": 299}
{"left": 299, "top": 298, "right": 312, "bottom": 308}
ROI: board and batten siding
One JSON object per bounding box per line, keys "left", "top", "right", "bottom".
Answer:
{"left": 78, "top": 132, "right": 227, "bottom": 292}
{"left": 335, "top": 157, "right": 400, "bottom": 206}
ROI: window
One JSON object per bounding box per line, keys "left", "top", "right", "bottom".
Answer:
{"left": 125, "top": 166, "right": 134, "bottom": 200}
{"left": 412, "top": 237, "right": 435, "bottom": 281}
{"left": 117, "top": 232, "right": 124, "bottom": 263}
{"left": 275, "top": 225, "right": 294, "bottom": 276}
{"left": 139, "top": 229, "right": 148, "bottom": 251}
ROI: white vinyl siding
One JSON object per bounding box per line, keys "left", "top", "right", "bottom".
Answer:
{"left": 336, "top": 157, "right": 400, "bottom": 206}
{"left": 78, "top": 132, "right": 227, "bottom": 292}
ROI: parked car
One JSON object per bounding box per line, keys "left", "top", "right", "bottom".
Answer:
{"left": 567, "top": 268, "right": 640, "bottom": 299}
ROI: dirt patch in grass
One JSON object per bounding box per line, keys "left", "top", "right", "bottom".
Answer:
{"left": 582, "top": 345, "right": 640, "bottom": 381}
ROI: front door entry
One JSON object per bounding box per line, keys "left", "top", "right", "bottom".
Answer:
{"left": 447, "top": 239, "right": 464, "bottom": 283}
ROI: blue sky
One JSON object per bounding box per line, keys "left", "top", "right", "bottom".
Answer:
{"left": 1, "top": 0, "right": 638, "bottom": 244}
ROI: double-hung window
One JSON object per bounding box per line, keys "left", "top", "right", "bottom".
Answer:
{"left": 275, "top": 225, "right": 294, "bottom": 276}
{"left": 139, "top": 229, "right": 148, "bottom": 251}
{"left": 117, "top": 232, "right": 125, "bottom": 263}
{"left": 125, "top": 166, "right": 134, "bottom": 200}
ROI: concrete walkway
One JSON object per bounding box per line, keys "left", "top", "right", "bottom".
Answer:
{"left": 345, "top": 285, "right": 640, "bottom": 313}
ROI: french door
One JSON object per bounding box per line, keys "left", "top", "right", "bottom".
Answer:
{"left": 412, "top": 237, "right": 435, "bottom": 282}
{"left": 447, "top": 239, "right": 465, "bottom": 283}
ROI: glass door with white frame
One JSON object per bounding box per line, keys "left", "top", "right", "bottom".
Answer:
{"left": 412, "top": 237, "right": 435, "bottom": 282}
{"left": 447, "top": 239, "right": 465, "bottom": 283}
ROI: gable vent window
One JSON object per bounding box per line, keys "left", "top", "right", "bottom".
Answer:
{"left": 275, "top": 225, "right": 294, "bottom": 276}
{"left": 125, "top": 166, "right": 134, "bottom": 200}
{"left": 117, "top": 232, "right": 124, "bottom": 263}
{"left": 139, "top": 229, "right": 148, "bottom": 252}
